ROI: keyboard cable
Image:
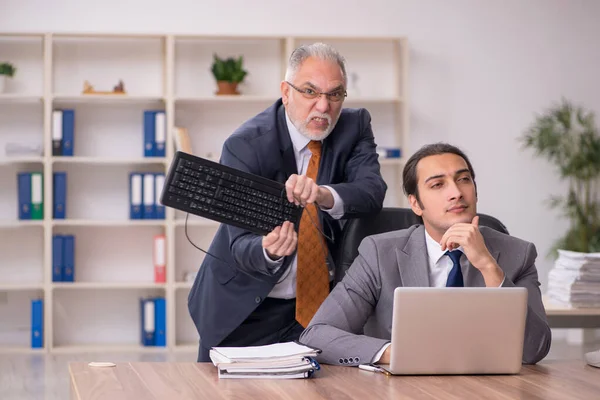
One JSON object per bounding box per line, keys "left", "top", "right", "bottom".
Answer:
{"left": 183, "top": 192, "right": 334, "bottom": 284}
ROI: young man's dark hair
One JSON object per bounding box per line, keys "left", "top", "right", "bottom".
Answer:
{"left": 402, "top": 142, "right": 477, "bottom": 208}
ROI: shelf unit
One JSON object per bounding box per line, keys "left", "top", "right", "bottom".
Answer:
{"left": 0, "top": 32, "right": 409, "bottom": 354}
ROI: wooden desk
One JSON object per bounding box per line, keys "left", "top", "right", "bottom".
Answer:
{"left": 69, "top": 360, "right": 599, "bottom": 400}
{"left": 543, "top": 295, "right": 600, "bottom": 328}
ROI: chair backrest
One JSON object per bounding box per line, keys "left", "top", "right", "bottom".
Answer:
{"left": 333, "top": 207, "right": 509, "bottom": 280}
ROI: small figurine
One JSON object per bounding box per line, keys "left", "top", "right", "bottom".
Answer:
{"left": 82, "top": 80, "right": 127, "bottom": 95}
{"left": 82, "top": 80, "right": 95, "bottom": 94}
{"left": 113, "top": 80, "right": 125, "bottom": 93}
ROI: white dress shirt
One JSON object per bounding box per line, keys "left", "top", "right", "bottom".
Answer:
{"left": 373, "top": 228, "right": 505, "bottom": 362}
{"left": 264, "top": 111, "right": 345, "bottom": 299}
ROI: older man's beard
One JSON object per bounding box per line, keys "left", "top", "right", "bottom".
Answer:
{"left": 292, "top": 111, "right": 340, "bottom": 141}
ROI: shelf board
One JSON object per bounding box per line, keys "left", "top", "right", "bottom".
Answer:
{"left": 51, "top": 156, "right": 168, "bottom": 165}
{"left": 344, "top": 96, "right": 403, "bottom": 104}
{"left": 0, "top": 156, "right": 44, "bottom": 165}
{"left": 0, "top": 346, "right": 45, "bottom": 354}
{"left": 0, "top": 220, "right": 44, "bottom": 229}
{"left": 52, "top": 282, "right": 166, "bottom": 290}
{"left": 174, "top": 282, "right": 194, "bottom": 290}
{"left": 175, "top": 95, "right": 402, "bottom": 104}
{"left": 379, "top": 158, "right": 403, "bottom": 166}
{"left": 0, "top": 94, "right": 43, "bottom": 103}
{"left": 51, "top": 344, "right": 167, "bottom": 354}
{"left": 52, "top": 94, "right": 165, "bottom": 104}
{"left": 52, "top": 219, "right": 166, "bottom": 227}
{"left": 175, "top": 95, "right": 277, "bottom": 104}
{"left": 0, "top": 283, "right": 44, "bottom": 291}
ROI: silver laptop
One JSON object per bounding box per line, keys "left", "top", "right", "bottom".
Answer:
{"left": 380, "top": 287, "right": 528, "bottom": 375}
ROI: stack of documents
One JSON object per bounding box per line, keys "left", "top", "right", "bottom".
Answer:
{"left": 209, "top": 341, "right": 321, "bottom": 379}
{"left": 547, "top": 250, "right": 600, "bottom": 307}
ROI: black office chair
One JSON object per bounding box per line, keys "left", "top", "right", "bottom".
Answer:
{"left": 333, "top": 207, "right": 509, "bottom": 281}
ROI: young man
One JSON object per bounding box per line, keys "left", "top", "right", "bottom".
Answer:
{"left": 299, "top": 142, "right": 552, "bottom": 366}
{"left": 188, "top": 43, "right": 387, "bottom": 362}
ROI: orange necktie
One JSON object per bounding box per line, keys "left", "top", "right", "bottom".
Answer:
{"left": 295, "top": 140, "right": 330, "bottom": 328}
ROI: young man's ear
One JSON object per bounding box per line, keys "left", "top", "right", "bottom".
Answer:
{"left": 409, "top": 194, "right": 423, "bottom": 217}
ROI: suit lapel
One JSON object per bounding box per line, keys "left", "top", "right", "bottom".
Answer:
{"left": 317, "top": 133, "right": 334, "bottom": 185}
{"left": 276, "top": 104, "right": 298, "bottom": 177}
{"left": 465, "top": 228, "right": 501, "bottom": 287}
{"left": 395, "top": 225, "right": 431, "bottom": 287}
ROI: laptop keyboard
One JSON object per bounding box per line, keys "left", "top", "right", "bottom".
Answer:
{"left": 160, "top": 151, "right": 304, "bottom": 235}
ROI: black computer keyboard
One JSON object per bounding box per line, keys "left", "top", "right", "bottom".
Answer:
{"left": 161, "top": 151, "right": 304, "bottom": 235}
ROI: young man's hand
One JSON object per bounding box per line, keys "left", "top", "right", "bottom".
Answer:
{"left": 440, "top": 216, "right": 505, "bottom": 286}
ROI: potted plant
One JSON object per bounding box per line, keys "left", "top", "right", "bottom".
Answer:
{"left": 520, "top": 98, "right": 600, "bottom": 255}
{"left": 210, "top": 54, "right": 248, "bottom": 95}
{"left": 0, "top": 62, "right": 16, "bottom": 93}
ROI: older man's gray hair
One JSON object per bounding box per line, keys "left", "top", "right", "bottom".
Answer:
{"left": 284, "top": 42, "right": 347, "bottom": 85}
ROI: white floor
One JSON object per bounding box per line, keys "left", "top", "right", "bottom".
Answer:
{"left": 1, "top": 339, "right": 599, "bottom": 400}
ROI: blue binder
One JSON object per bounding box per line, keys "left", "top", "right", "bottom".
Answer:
{"left": 52, "top": 235, "right": 63, "bottom": 282}
{"left": 154, "top": 173, "right": 165, "bottom": 219}
{"left": 154, "top": 111, "right": 166, "bottom": 157}
{"left": 154, "top": 297, "right": 166, "bottom": 346}
{"left": 31, "top": 299, "right": 43, "bottom": 348}
{"left": 129, "top": 173, "right": 143, "bottom": 219}
{"left": 142, "top": 173, "right": 156, "bottom": 219}
{"left": 53, "top": 172, "right": 67, "bottom": 219}
{"left": 140, "top": 298, "right": 155, "bottom": 346}
{"left": 18, "top": 172, "right": 31, "bottom": 220}
{"left": 143, "top": 111, "right": 156, "bottom": 157}
{"left": 62, "top": 235, "right": 75, "bottom": 282}
{"left": 62, "top": 109, "right": 75, "bottom": 156}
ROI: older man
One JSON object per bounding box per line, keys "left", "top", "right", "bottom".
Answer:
{"left": 188, "top": 42, "right": 387, "bottom": 362}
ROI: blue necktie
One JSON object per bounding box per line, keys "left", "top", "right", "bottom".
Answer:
{"left": 445, "top": 250, "right": 464, "bottom": 287}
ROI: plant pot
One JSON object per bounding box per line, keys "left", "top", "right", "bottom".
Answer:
{"left": 0, "top": 75, "right": 6, "bottom": 93}
{"left": 215, "top": 81, "right": 240, "bottom": 95}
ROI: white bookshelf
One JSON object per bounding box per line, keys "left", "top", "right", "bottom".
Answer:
{"left": 0, "top": 32, "right": 409, "bottom": 354}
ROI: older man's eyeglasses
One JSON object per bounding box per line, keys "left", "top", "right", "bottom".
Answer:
{"left": 286, "top": 81, "right": 347, "bottom": 102}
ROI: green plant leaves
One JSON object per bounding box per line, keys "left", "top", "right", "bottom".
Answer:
{"left": 521, "top": 98, "right": 600, "bottom": 255}
{"left": 0, "top": 62, "right": 16, "bottom": 77}
{"left": 210, "top": 54, "right": 248, "bottom": 83}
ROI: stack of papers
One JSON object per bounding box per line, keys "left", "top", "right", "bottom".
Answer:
{"left": 547, "top": 250, "right": 600, "bottom": 307}
{"left": 209, "top": 341, "right": 321, "bottom": 379}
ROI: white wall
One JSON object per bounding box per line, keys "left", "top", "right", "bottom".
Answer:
{"left": 2, "top": 0, "right": 600, "bottom": 291}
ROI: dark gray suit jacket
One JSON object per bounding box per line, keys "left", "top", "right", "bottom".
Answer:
{"left": 187, "top": 99, "right": 387, "bottom": 352}
{"left": 299, "top": 225, "right": 552, "bottom": 366}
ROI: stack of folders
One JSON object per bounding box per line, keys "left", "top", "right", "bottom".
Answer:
{"left": 547, "top": 249, "right": 600, "bottom": 307}
{"left": 209, "top": 342, "right": 321, "bottom": 379}
{"left": 129, "top": 172, "right": 166, "bottom": 219}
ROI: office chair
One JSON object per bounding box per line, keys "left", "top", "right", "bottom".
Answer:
{"left": 333, "top": 207, "right": 509, "bottom": 281}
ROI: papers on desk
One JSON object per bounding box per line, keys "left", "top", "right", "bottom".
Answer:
{"left": 547, "top": 250, "right": 600, "bottom": 307}
{"left": 209, "top": 341, "right": 321, "bottom": 379}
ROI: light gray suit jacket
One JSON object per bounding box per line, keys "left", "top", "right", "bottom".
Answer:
{"left": 299, "top": 225, "right": 552, "bottom": 366}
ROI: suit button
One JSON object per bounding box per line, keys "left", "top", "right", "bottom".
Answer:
{"left": 339, "top": 358, "right": 344, "bottom": 364}
{"left": 254, "top": 296, "right": 261, "bottom": 303}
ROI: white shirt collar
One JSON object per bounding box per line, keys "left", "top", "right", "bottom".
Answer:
{"left": 424, "top": 227, "right": 464, "bottom": 265}
{"left": 285, "top": 111, "right": 311, "bottom": 154}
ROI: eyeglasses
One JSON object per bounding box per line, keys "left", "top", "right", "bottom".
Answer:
{"left": 285, "top": 81, "right": 347, "bottom": 102}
